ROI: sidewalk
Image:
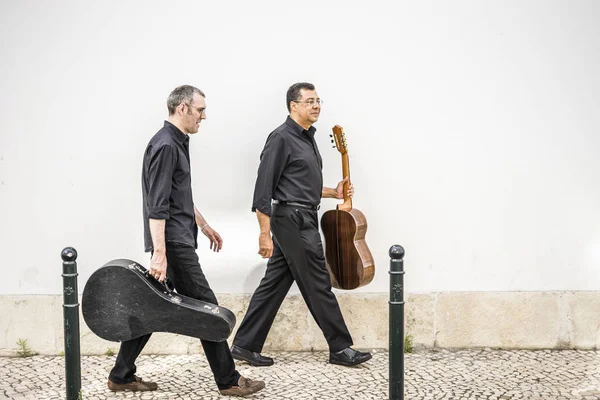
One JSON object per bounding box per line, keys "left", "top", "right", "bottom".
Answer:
{"left": 1, "top": 350, "right": 599, "bottom": 399}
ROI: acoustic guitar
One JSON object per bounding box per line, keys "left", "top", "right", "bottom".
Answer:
{"left": 320, "top": 125, "right": 375, "bottom": 290}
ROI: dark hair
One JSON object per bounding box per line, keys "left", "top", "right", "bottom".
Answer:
{"left": 167, "top": 85, "right": 205, "bottom": 115}
{"left": 286, "top": 82, "right": 315, "bottom": 112}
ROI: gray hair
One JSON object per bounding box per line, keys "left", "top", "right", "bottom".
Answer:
{"left": 167, "top": 85, "right": 206, "bottom": 115}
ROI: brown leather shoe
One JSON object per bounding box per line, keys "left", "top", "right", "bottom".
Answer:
{"left": 219, "top": 376, "right": 265, "bottom": 397}
{"left": 107, "top": 375, "right": 158, "bottom": 391}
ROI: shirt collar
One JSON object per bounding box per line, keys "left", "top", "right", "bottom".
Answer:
{"left": 285, "top": 116, "right": 317, "bottom": 139}
{"left": 163, "top": 120, "right": 189, "bottom": 144}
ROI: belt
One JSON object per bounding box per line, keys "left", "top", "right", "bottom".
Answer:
{"left": 272, "top": 200, "right": 320, "bottom": 211}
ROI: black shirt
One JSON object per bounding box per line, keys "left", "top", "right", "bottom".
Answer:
{"left": 252, "top": 116, "right": 323, "bottom": 216}
{"left": 142, "top": 121, "right": 198, "bottom": 252}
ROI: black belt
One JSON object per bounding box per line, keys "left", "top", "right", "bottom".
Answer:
{"left": 272, "top": 200, "right": 320, "bottom": 211}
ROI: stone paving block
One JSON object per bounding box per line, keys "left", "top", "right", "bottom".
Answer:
{"left": 2, "top": 350, "right": 600, "bottom": 399}
{"left": 5, "top": 293, "right": 600, "bottom": 354}
{"left": 263, "top": 295, "right": 315, "bottom": 352}
{"left": 435, "top": 292, "right": 560, "bottom": 348}
{"left": 337, "top": 293, "right": 389, "bottom": 350}
{"left": 566, "top": 292, "right": 600, "bottom": 349}
{"left": 0, "top": 295, "right": 61, "bottom": 356}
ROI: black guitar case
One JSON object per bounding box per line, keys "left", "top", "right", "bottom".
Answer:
{"left": 82, "top": 259, "right": 235, "bottom": 342}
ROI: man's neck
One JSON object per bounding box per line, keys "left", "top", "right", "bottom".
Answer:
{"left": 290, "top": 114, "right": 312, "bottom": 130}
{"left": 167, "top": 117, "right": 188, "bottom": 135}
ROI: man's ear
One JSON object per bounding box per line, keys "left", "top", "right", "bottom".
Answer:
{"left": 177, "top": 103, "right": 186, "bottom": 115}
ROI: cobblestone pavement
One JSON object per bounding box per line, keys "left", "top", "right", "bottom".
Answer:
{"left": 1, "top": 350, "right": 600, "bottom": 399}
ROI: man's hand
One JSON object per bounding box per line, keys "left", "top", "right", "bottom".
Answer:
{"left": 258, "top": 232, "right": 273, "bottom": 259}
{"left": 335, "top": 176, "right": 354, "bottom": 199}
{"left": 149, "top": 251, "right": 168, "bottom": 283}
{"left": 202, "top": 226, "right": 223, "bottom": 252}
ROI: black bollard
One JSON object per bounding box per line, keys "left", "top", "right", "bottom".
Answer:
{"left": 61, "top": 247, "right": 81, "bottom": 400}
{"left": 389, "top": 245, "right": 405, "bottom": 400}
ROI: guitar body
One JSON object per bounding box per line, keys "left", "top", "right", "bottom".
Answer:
{"left": 321, "top": 208, "right": 375, "bottom": 290}
{"left": 82, "top": 259, "right": 235, "bottom": 342}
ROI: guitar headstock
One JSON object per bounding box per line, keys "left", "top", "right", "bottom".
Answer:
{"left": 330, "top": 125, "right": 347, "bottom": 155}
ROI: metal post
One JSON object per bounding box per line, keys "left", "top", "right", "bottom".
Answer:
{"left": 389, "top": 245, "right": 405, "bottom": 400}
{"left": 62, "top": 247, "right": 81, "bottom": 400}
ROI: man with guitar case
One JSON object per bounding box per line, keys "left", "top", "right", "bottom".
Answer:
{"left": 104, "top": 85, "right": 264, "bottom": 396}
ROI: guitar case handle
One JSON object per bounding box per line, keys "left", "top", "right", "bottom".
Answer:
{"left": 162, "top": 277, "right": 175, "bottom": 294}
{"left": 144, "top": 271, "right": 178, "bottom": 299}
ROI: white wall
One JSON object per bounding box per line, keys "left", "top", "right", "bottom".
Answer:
{"left": 1, "top": 0, "right": 599, "bottom": 295}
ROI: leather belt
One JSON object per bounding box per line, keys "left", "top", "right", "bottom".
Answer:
{"left": 272, "top": 200, "right": 320, "bottom": 211}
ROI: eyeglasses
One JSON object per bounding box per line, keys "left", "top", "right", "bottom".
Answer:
{"left": 184, "top": 103, "right": 206, "bottom": 116}
{"left": 292, "top": 99, "right": 324, "bottom": 107}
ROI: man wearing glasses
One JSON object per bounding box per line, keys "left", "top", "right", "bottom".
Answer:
{"left": 107, "top": 85, "right": 265, "bottom": 397}
{"left": 231, "top": 82, "right": 372, "bottom": 367}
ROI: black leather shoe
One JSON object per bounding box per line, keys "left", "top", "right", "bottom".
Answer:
{"left": 329, "top": 347, "right": 372, "bottom": 367}
{"left": 231, "top": 345, "right": 274, "bottom": 367}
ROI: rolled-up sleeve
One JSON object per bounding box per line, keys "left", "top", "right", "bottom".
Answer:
{"left": 146, "top": 144, "right": 176, "bottom": 219}
{"left": 252, "top": 132, "right": 288, "bottom": 216}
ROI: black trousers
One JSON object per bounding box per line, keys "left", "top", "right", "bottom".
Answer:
{"left": 233, "top": 204, "right": 353, "bottom": 353}
{"left": 108, "top": 243, "right": 240, "bottom": 390}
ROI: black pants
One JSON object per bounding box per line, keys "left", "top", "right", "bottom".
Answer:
{"left": 233, "top": 204, "right": 353, "bottom": 353}
{"left": 108, "top": 243, "right": 240, "bottom": 390}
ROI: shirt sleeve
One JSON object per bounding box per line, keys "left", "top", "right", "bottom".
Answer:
{"left": 145, "top": 144, "right": 177, "bottom": 219}
{"left": 251, "top": 132, "right": 289, "bottom": 216}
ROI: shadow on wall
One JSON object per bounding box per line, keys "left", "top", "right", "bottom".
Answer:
{"left": 241, "top": 261, "right": 301, "bottom": 296}
{"left": 243, "top": 262, "right": 268, "bottom": 294}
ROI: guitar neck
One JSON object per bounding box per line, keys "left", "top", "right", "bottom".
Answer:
{"left": 339, "top": 153, "right": 352, "bottom": 211}
{"left": 331, "top": 124, "right": 353, "bottom": 212}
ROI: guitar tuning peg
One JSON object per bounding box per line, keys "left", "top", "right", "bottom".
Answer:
{"left": 332, "top": 145, "right": 336, "bottom": 148}
{"left": 331, "top": 139, "right": 334, "bottom": 143}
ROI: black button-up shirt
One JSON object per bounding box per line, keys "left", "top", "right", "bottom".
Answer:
{"left": 252, "top": 116, "right": 323, "bottom": 216}
{"left": 142, "top": 121, "right": 198, "bottom": 252}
